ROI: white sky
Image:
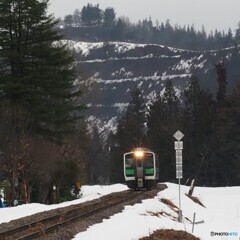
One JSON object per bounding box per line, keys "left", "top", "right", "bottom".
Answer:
{"left": 48, "top": 0, "right": 240, "bottom": 34}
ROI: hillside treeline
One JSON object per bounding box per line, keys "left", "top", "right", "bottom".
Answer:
{"left": 106, "top": 62, "right": 240, "bottom": 187}
{"left": 61, "top": 4, "right": 240, "bottom": 50}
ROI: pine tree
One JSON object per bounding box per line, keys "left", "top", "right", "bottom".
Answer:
{"left": 0, "top": 0, "right": 84, "bottom": 140}
{"left": 215, "top": 61, "right": 227, "bottom": 106}
{"left": 115, "top": 88, "right": 146, "bottom": 152}
{"left": 64, "top": 14, "right": 74, "bottom": 27}
{"left": 73, "top": 9, "right": 82, "bottom": 27}
{"left": 208, "top": 66, "right": 239, "bottom": 186}
{"left": 226, "top": 82, "right": 240, "bottom": 184}
{"left": 0, "top": 0, "right": 86, "bottom": 203}
{"left": 235, "top": 22, "right": 240, "bottom": 44}
{"left": 147, "top": 80, "right": 182, "bottom": 182}
{"left": 86, "top": 127, "right": 107, "bottom": 184}
{"left": 103, "top": 7, "right": 116, "bottom": 30}
{"left": 124, "top": 88, "right": 146, "bottom": 146}
{"left": 110, "top": 88, "right": 147, "bottom": 183}
{"left": 81, "top": 4, "right": 102, "bottom": 26}
{"left": 162, "top": 80, "right": 181, "bottom": 124}
{"left": 183, "top": 74, "right": 215, "bottom": 185}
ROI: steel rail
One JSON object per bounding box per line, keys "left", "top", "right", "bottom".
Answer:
{"left": 0, "top": 190, "right": 141, "bottom": 240}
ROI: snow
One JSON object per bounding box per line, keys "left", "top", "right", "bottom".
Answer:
{"left": 88, "top": 73, "right": 191, "bottom": 85}
{"left": 113, "top": 103, "right": 129, "bottom": 114}
{"left": 76, "top": 54, "right": 181, "bottom": 64}
{"left": 1, "top": 183, "right": 240, "bottom": 240}
{"left": 62, "top": 40, "right": 185, "bottom": 58}
{"left": 86, "top": 115, "right": 118, "bottom": 136}
{"left": 114, "top": 42, "right": 145, "bottom": 53}
{"left": 0, "top": 184, "right": 127, "bottom": 224}
{"left": 111, "top": 68, "right": 134, "bottom": 78}
{"left": 62, "top": 40, "right": 105, "bottom": 56}
{"left": 172, "top": 57, "right": 207, "bottom": 73}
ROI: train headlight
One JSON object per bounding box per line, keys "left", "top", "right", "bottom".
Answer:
{"left": 134, "top": 150, "right": 144, "bottom": 158}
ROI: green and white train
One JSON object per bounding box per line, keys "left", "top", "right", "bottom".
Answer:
{"left": 123, "top": 148, "right": 159, "bottom": 190}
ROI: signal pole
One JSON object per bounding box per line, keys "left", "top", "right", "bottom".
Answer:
{"left": 173, "top": 130, "right": 184, "bottom": 223}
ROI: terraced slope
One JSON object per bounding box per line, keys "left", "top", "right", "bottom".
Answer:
{"left": 62, "top": 41, "right": 239, "bottom": 133}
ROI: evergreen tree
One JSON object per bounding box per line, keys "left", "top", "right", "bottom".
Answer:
{"left": 226, "top": 82, "right": 240, "bottom": 184}
{"left": 103, "top": 7, "right": 116, "bottom": 29}
{"left": 227, "top": 45, "right": 240, "bottom": 89}
{"left": 0, "top": 0, "right": 86, "bottom": 204}
{"left": 60, "top": 4, "right": 235, "bottom": 50}
{"left": 183, "top": 74, "right": 215, "bottom": 185}
{"left": 64, "top": 14, "right": 74, "bottom": 27}
{"left": 235, "top": 22, "right": 240, "bottom": 44}
{"left": 110, "top": 88, "right": 146, "bottom": 183}
{"left": 162, "top": 80, "right": 181, "bottom": 123}
{"left": 147, "top": 80, "right": 182, "bottom": 182}
{"left": 86, "top": 127, "right": 107, "bottom": 184}
{"left": 113, "top": 19, "right": 125, "bottom": 40}
{"left": 0, "top": 0, "right": 84, "bottom": 140}
{"left": 225, "top": 28, "right": 233, "bottom": 46}
{"left": 208, "top": 66, "right": 238, "bottom": 186}
{"left": 81, "top": 4, "right": 102, "bottom": 26}
{"left": 124, "top": 88, "right": 146, "bottom": 146}
{"left": 215, "top": 61, "right": 227, "bottom": 106}
{"left": 73, "top": 9, "right": 82, "bottom": 27}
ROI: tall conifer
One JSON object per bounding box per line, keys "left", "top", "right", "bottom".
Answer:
{"left": 110, "top": 88, "right": 146, "bottom": 183}
{"left": 215, "top": 61, "right": 227, "bottom": 106}
{"left": 147, "top": 80, "right": 181, "bottom": 182}
{"left": 183, "top": 74, "right": 215, "bottom": 185}
{"left": 0, "top": 0, "right": 84, "bottom": 140}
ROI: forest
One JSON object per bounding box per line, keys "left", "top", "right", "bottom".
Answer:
{"left": 61, "top": 3, "right": 240, "bottom": 50}
{"left": 0, "top": 0, "right": 240, "bottom": 206}
{"left": 109, "top": 62, "right": 240, "bottom": 189}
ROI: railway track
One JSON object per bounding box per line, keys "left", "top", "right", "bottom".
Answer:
{"left": 0, "top": 184, "right": 167, "bottom": 240}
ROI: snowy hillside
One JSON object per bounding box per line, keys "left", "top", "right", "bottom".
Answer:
{"left": 63, "top": 40, "right": 240, "bottom": 134}
{"left": 0, "top": 183, "right": 239, "bottom": 240}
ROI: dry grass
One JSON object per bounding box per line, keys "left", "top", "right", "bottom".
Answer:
{"left": 140, "top": 229, "right": 200, "bottom": 240}
{"left": 160, "top": 198, "right": 178, "bottom": 209}
{"left": 139, "top": 198, "right": 201, "bottom": 239}
{"left": 185, "top": 193, "right": 206, "bottom": 208}
{"left": 146, "top": 210, "right": 178, "bottom": 221}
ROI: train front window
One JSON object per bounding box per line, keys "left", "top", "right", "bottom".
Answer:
{"left": 144, "top": 153, "right": 154, "bottom": 176}
{"left": 125, "top": 155, "right": 135, "bottom": 168}
{"left": 125, "top": 154, "right": 135, "bottom": 176}
{"left": 144, "top": 153, "right": 154, "bottom": 167}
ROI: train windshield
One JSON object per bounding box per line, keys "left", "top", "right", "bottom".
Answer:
{"left": 144, "top": 153, "right": 154, "bottom": 167}
{"left": 125, "top": 154, "right": 136, "bottom": 177}
{"left": 143, "top": 153, "right": 154, "bottom": 176}
{"left": 125, "top": 155, "right": 135, "bottom": 168}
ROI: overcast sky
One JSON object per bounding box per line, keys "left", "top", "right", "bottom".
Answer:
{"left": 48, "top": 0, "right": 240, "bottom": 34}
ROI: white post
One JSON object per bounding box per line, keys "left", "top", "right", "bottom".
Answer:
{"left": 173, "top": 130, "right": 184, "bottom": 223}
{"left": 192, "top": 212, "right": 196, "bottom": 233}
{"left": 178, "top": 178, "right": 182, "bottom": 222}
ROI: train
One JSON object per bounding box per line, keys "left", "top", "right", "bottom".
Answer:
{"left": 123, "top": 148, "right": 159, "bottom": 190}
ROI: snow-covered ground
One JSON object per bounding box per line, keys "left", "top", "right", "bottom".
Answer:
{"left": 0, "top": 183, "right": 240, "bottom": 240}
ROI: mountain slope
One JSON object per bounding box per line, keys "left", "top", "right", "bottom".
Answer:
{"left": 64, "top": 41, "right": 240, "bottom": 133}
